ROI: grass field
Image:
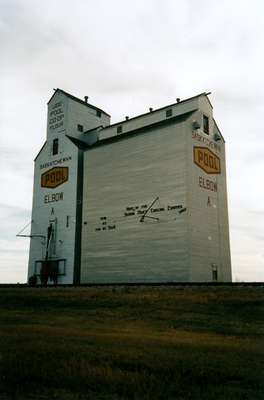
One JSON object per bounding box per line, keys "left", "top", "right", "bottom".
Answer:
{"left": 0, "top": 285, "right": 263, "bottom": 399}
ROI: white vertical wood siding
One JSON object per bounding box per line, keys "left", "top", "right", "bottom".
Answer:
{"left": 81, "top": 122, "right": 189, "bottom": 283}
{"left": 28, "top": 136, "right": 79, "bottom": 284}
{"left": 187, "top": 107, "right": 232, "bottom": 282}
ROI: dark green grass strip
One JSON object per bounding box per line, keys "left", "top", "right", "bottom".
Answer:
{"left": 0, "top": 287, "right": 263, "bottom": 399}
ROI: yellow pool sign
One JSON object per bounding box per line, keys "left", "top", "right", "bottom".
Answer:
{"left": 41, "top": 167, "right": 69, "bottom": 188}
{"left": 193, "top": 147, "right": 221, "bottom": 174}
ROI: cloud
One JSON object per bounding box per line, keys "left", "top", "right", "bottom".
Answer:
{"left": 1, "top": 0, "right": 264, "bottom": 281}
{"left": 0, "top": 203, "right": 31, "bottom": 283}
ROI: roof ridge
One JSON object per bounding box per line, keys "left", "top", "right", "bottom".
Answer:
{"left": 101, "top": 93, "right": 207, "bottom": 129}
{"left": 47, "top": 89, "right": 111, "bottom": 117}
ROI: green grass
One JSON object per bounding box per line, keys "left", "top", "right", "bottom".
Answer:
{"left": 0, "top": 286, "right": 263, "bottom": 399}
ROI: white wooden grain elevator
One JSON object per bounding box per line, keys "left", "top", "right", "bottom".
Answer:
{"left": 28, "top": 89, "right": 232, "bottom": 284}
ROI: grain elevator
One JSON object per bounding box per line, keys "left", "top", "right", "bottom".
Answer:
{"left": 28, "top": 89, "right": 232, "bottom": 284}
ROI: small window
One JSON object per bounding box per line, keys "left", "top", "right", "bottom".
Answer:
{"left": 66, "top": 216, "right": 69, "bottom": 228}
{"left": 117, "top": 125, "right": 122, "bottom": 134}
{"left": 77, "top": 124, "right": 83, "bottom": 132}
{"left": 203, "top": 115, "right": 209, "bottom": 134}
{"left": 96, "top": 110, "right": 102, "bottom": 117}
{"left": 212, "top": 265, "right": 218, "bottom": 281}
{"left": 166, "top": 109, "right": 172, "bottom": 118}
{"left": 52, "top": 138, "right": 58, "bottom": 155}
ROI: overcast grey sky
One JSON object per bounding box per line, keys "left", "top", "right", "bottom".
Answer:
{"left": 1, "top": 0, "right": 264, "bottom": 282}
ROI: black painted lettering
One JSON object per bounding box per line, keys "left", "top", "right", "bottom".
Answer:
{"left": 43, "top": 192, "right": 64, "bottom": 204}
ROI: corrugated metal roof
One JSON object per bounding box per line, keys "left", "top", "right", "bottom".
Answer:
{"left": 103, "top": 92, "right": 211, "bottom": 129}
{"left": 90, "top": 110, "right": 196, "bottom": 149}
